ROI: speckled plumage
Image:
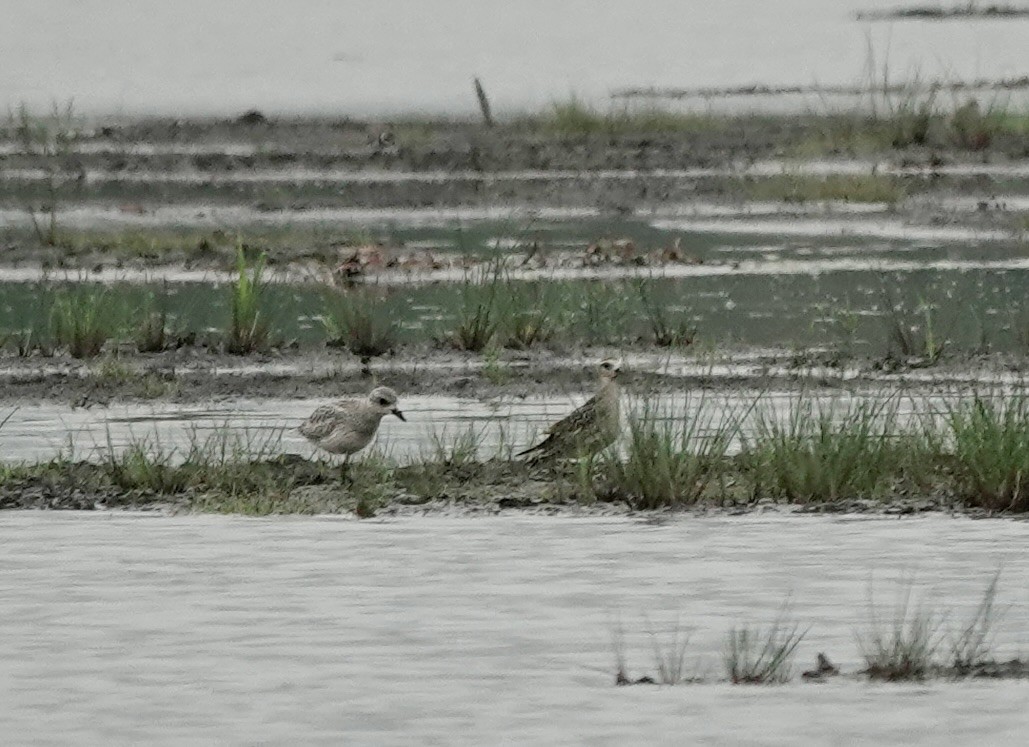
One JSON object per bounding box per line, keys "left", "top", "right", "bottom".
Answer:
{"left": 518, "top": 360, "right": 622, "bottom": 462}
{"left": 299, "top": 386, "right": 405, "bottom": 457}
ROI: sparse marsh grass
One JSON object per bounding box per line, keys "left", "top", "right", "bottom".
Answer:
{"left": 878, "top": 286, "right": 950, "bottom": 365}
{"left": 858, "top": 583, "right": 944, "bottom": 681}
{"left": 19, "top": 388, "right": 1029, "bottom": 516}
{"left": 601, "top": 399, "right": 738, "bottom": 509}
{"left": 443, "top": 262, "right": 503, "bottom": 352}
{"left": 573, "top": 280, "right": 637, "bottom": 345}
{"left": 949, "top": 573, "right": 1003, "bottom": 674}
{"left": 398, "top": 423, "right": 524, "bottom": 503}
{"left": 49, "top": 286, "right": 115, "bottom": 358}
{"left": 645, "top": 615, "right": 697, "bottom": 686}
{"left": 226, "top": 246, "right": 272, "bottom": 354}
{"left": 611, "top": 613, "right": 701, "bottom": 686}
{"left": 747, "top": 173, "right": 907, "bottom": 204}
{"left": 322, "top": 285, "right": 398, "bottom": 360}
{"left": 424, "top": 425, "right": 487, "bottom": 468}
{"left": 441, "top": 259, "right": 565, "bottom": 352}
{"left": 723, "top": 606, "right": 807, "bottom": 684}
{"left": 539, "top": 98, "right": 718, "bottom": 136}
{"left": 497, "top": 280, "right": 561, "bottom": 350}
{"left": 13, "top": 102, "right": 78, "bottom": 246}
{"left": 799, "top": 33, "right": 1029, "bottom": 154}
{"left": 744, "top": 397, "right": 926, "bottom": 504}
{"left": 634, "top": 279, "right": 696, "bottom": 347}
{"left": 102, "top": 434, "right": 189, "bottom": 494}
{"left": 83, "top": 426, "right": 401, "bottom": 515}
{"left": 134, "top": 285, "right": 180, "bottom": 353}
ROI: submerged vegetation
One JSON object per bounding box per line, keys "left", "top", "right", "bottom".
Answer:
{"left": 6, "top": 264, "right": 1027, "bottom": 361}
{"left": 48, "top": 286, "right": 115, "bottom": 359}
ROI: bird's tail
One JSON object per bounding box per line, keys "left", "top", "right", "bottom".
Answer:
{"left": 517, "top": 441, "right": 554, "bottom": 466}
{"left": 515, "top": 443, "right": 541, "bottom": 458}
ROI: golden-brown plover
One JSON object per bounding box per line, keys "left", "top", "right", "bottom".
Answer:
{"left": 299, "top": 386, "right": 405, "bottom": 460}
{"left": 517, "top": 359, "right": 622, "bottom": 463}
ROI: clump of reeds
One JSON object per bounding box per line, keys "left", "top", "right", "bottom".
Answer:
{"left": 601, "top": 399, "right": 737, "bottom": 509}
{"left": 634, "top": 279, "right": 696, "bottom": 347}
{"left": 322, "top": 286, "right": 398, "bottom": 360}
{"left": 443, "top": 262, "right": 502, "bottom": 352}
{"left": 49, "top": 286, "right": 114, "bottom": 359}
{"left": 723, "top": 606, "right": 806, "bottom": 684}
{"left": 225, "top": 246, "right": 272, "bottom": 354}
{"left": 743, "top": 397, "right": 922, "bottom": 504}
{"left": 948, "top": 572, "right": 1002, "bottom": 674}
{"left": 857, "top": 583, "right": 943, "bottom": 681}
{"left": 498, "top": 281, "right": 560, "bottom": 350}
{"left": 945, "top": 396, "right": 1029, "bottom": 511}
{"left": 611, "top": 614, "right": 700, "bottom": 686}
{"left": 134, "top": 285, "right": 177, "bottom": 353}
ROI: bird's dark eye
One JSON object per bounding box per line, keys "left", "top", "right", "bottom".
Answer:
{"left": 378, "top": 398, "right": 389, "bottom": 405}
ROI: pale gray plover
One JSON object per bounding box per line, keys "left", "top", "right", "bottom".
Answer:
{"left": 300, "top": 386, "right": 405, "bottom": 460}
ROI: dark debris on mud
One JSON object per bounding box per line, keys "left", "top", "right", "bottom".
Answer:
{"left": 617, "top": 651, "right": 1029, "bottom": 689}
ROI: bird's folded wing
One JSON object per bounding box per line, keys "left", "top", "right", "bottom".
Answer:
{"left": 546, "top": 395, "right": 599, "bottom": 439}
{"left": 299, "top": 404, "right": 342, "bottom": 439}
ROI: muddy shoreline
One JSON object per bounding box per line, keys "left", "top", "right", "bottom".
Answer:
{"left": 0, "top": 347, "right": 1027, "bottom": 406}
{"left": 0, "top": 451, "right": 975, "bottom": 519}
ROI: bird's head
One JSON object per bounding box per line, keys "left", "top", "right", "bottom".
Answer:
{"left": 598, "top": 359, "right": 623, "bottom": 381}
{"left": 368, "top": 386, "right": 406, "bottom": 421}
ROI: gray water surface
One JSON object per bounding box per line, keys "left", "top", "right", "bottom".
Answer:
{"left": 3, "top": 1, "right": 1027, "bottom": 116}
{"left": 1, "top": 513, "right": 1028, "bottom": 744}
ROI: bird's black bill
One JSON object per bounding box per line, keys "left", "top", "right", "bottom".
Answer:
{"left": 392, "top": 408, "right": 406, "bottom": 422}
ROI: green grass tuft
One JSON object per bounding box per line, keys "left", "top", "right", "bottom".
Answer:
{"left": 49, "top": 287, "right": 115, "bottom": 359}
{"left": 743, "top": 397, "right": 923, "bottom": 504}
{"left": 322, "top": 286, "right": 398, "bottom": 360}
{"left": 946, "top": 396, "right": 1029, "bottom": 511}
{"left": 601, "top": 399, "right": 737, "bottom": 509}
{"left": 226, "top": 245, "right": 272, "bottom": 354}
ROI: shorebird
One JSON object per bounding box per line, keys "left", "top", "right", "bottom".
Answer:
{"left": 517, "top": 359, "right": 623, "bottom": 463}
{"left": 299, "top": 386, "right": 405, "bottom": 462}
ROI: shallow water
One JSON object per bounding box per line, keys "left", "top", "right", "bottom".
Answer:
{"left": 1, "top": 512, "right": 1028, "bottom": 744}
{"left": 3, "top": 1, "right": 1028, "bottom": 116}
{"left": 0, "top": 388, "right": 980, "bottom": 465}
{"left": 0, "top": 395, "right": 549, "bottom": 464}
